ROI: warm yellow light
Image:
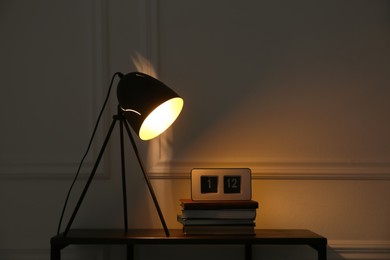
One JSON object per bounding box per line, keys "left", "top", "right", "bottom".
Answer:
{"left": 139, "top": 97, "right": 184, "bottom": 140}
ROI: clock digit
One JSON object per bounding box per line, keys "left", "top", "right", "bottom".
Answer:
{"left": 224, "top": 176, "right": 241, "bottom": 194}
{"left": 201, "top": 176, "right": 218, "bottom": 193}
{"left": 227, "top": 177, "right": 238, "bottom": 189}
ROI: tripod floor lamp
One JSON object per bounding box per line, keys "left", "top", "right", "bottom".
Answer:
{"left": 58, "top": 72, "right": 184, "bottom": 237}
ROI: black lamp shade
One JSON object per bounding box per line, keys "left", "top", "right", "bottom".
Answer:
{"left": 117, "top": 72, "right": 184, "bottom": 140}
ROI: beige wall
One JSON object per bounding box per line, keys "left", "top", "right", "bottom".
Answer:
{"left": 0, "top": 0, "right": 389, "bottom": 259}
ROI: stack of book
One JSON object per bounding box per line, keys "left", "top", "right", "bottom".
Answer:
{"left": 177, "top": 199, "right": 258, "bottom": 235}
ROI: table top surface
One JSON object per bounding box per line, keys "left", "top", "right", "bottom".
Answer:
{"left": 51, "top": 229, "right": 327, "bottom": 246}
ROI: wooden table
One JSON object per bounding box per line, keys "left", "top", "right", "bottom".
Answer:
{"left": 51, "top": 229, "right": 327, "bottom": 260}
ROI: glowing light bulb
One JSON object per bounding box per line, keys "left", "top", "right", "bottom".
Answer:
{"left": 139, "top": 97, "right": 184, "bottom": 140}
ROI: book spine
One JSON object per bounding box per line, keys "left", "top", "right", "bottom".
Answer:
{"left": 181, "top": 209, "right": 256, "bottom": 220}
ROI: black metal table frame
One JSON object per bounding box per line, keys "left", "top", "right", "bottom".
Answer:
{"left": 51, "top": 229, "right": 327, "bottom": 260}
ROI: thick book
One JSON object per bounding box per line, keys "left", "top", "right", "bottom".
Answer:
{"left": 183, "top": 224, "right": 255, "bottom": 235}
{"left": 180, "top": 199, "right": 259, "bottom": 210}
{"left": 177, "top": 215, "right": 255, "bottom": 226}
{"left": 180, "top": 209, "right": 256, "bottom": 220}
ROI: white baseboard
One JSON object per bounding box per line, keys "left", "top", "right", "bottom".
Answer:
{"left": 329, "top": 240, "right": 390, "bottom": 260}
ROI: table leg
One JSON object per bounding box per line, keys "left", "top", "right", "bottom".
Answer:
{"left": 127, "top": 244, "right": 134, "bottom": 260}
{"left": 318, "top": 245, "right": 327, "bottom": 260}
{"left": 50, "top": 244, "right": 61, "bottom": 260}
{"left": 310, "top": 243, "right": 327, "bottom": 260}
{"left": 245, "top": 244, "right": 252, "bottom": 260}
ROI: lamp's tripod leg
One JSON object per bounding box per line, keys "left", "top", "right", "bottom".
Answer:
{"left": 63, "top": 117, "right": 118, "bottom": 237}
{"left": 119, "top": 119, "right": 129, "bottom": 232}
{"left": 123, "top": 120, "right": 170, "bottom": 237}
{"left": 62, "top": 113, "right": 169, "bottom": 237}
